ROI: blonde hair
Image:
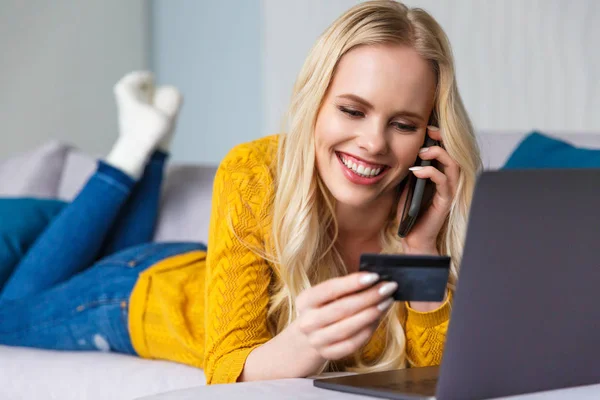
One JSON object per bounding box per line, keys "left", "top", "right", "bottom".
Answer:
{"left": 268, "top": 0, "right": 482, "bottom": 373}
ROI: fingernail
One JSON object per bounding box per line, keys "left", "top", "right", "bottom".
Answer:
{"left": 379, "top": 282, "right": 398, "bottom": 296}
{"left": 418, "top": 147, "right": 429, "bottom": 153}
{"left": 427, "top": 125, "right": 440, "bottom": 131}
{"left": 377, "top": 297, "right": 394, "bottom": 311}
{"left": 409, "top": 166, "right": 423, "bottom": 171}
{"left": 359, "top": 273, "right": 379, "bottom": 285}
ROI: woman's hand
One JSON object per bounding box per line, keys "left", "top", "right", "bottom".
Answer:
{"left": 291, "top": 272, "right": 396, "bottom": 366}
{"left": 398, "top": 126, "right": 460, "bottom": 256}
{"left": 240, "top": 272, "right": 396, "bottom": 381}
{"left": 396, "top": 126, "right": 458, "bottom": 312}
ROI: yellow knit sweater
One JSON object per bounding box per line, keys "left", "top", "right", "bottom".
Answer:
{"left": 127, "top": 135, "right": 452, "bottom": 385}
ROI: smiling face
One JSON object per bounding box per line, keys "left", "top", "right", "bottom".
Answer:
{"left": 314, "top": 43, "right": 437, "bottom": 211}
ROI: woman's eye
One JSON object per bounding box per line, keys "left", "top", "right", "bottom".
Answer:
{"left": 392, "top": 122, "right": 418, "bottom": 132}
{"left": 339, "top": 106, "right": 364, "bottom": 118}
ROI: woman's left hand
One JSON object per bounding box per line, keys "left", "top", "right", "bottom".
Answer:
{"left": 398, "top": 126, "right": 460, "bottom": 256}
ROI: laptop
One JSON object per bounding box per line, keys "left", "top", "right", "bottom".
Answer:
{"left": 314, "top": 169, "right": 600, "bottom": 400}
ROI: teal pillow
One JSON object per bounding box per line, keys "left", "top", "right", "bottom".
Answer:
{"left": 0, "top": 198, "right": 66, "bottom": 289}
{"left": 504, "top": 131, "right": 600, "bottom": 169}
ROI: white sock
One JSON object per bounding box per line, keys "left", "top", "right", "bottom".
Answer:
{"left": 154, "top": 85, "right": 183, "bottom": 152}
{"left": 105, "top": 71, "right": 182, "bottom": 179}
{"left": 106, "top": 134, "right": 158, "bottom": 179}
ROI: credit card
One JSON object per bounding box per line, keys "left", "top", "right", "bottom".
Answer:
{"left": 359, "top": 253, "right": 451, "bottom": 302}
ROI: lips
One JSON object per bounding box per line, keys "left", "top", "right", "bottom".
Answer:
{"left": 336, "top": 151, "right": 390, "bottom": 185}
{"left": 336, "top": 152, "right": 388, "bottom": 177}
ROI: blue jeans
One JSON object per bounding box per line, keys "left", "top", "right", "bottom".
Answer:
{"left": 0, "top": 152, "right": 205, "bottom": 354}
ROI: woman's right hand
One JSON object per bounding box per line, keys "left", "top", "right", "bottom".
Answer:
{"left": 292, "top": 272, "right": 397, "bottom": 362}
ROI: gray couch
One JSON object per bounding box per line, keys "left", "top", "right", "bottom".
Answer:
{"left": 0, "top": 140, "right": 217, "bottom": 244}
{"left": 1, "top": 131, "right": 600, "bottom": 400}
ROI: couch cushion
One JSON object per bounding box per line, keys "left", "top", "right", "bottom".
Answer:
{"left": 504, "top": 131, "right": 600, "bottom": 169}
{"left": 153, "top": 165, "right": 217, "bottom": 244}
{"left": 0, "top": 198, "right": 66, "bottom": 289}
{"left": 478, "top": 131, "right": 600, "bottom": 170}
{"left": 56, "top": 149, "right": 97, "bottom": 200}
{"left": 57, "top": 149, "right": 217, "bottom": 244}
{"left": 0, "top": 345, "right": 205, "bottom": 400}
{"left": 0, "top": 140, "right": 69, "bottom": 198}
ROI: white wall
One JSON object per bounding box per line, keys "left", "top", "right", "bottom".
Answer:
{"left": 151, "top": 0, "right": 262, "bottom": 165}
{"left": 3, "top": 1, "right": 598, "bottom": 165}
{"left": 262, "top": 0, "right": 600, "bottom": 136}
{"left": 0, "top": 0, "right": 149, "bottom": 158}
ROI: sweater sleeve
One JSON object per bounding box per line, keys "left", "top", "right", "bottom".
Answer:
{"left": 404, "top": 292, "right": 452, "bottom": 367}
{"left": 204, "top": 144, "right": 274, "bottom": 384}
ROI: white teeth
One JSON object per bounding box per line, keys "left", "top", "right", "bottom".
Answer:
{"left": 339, "top": 154, "right": 384, "bottom": 178}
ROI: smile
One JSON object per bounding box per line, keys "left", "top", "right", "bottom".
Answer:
{"left": 336, "top": 151, "right": 390, "bottom": 184}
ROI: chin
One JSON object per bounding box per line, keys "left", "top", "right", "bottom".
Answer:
{"left": 329, "top": 185, "right": 379, "bottom": 209}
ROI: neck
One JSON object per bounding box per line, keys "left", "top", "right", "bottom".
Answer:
{"left": 334, "top": 191, "right": 397, "bottom": 270}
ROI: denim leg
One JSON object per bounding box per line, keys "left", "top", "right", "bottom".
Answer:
{"left": 0, "top": 251, "right": 138, "bottom": 354}
{"left": 0, "top": 162, "right": 135, "bottom": 303}
{"left": 0, "top": 242, "right": 206, "bottom": 354}
{"left": 101, "top": 151, "right": 167, "bottom": 257}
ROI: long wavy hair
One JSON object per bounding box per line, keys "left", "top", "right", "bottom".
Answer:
{"left": 267, "top": 0, "right": 482, "bottom": 373}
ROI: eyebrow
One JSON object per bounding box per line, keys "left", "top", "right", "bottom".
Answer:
{"left": 336, "top": 93, "right": 426, "bottom": 122}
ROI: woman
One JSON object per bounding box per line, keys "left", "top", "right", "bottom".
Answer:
{"left": 0, "top": 0, "right": 481, "bottom": 385}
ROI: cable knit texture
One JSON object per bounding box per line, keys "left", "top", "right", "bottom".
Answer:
{"left": 127, "top": 135, "right": 451, "bottom": 385}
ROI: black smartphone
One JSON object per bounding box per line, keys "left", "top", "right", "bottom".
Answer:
{"left": 397, "top": 135, "right": 440, "bottom": 238}
{"left": 359, "top": 253, "right": 450, "bottom": 302}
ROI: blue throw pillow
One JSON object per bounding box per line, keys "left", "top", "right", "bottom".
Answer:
{"left": 504, "top": 131, "right": 600, "bottom": 169}
{"left": 0, "top": 198, "right": 66, "bottom": 289}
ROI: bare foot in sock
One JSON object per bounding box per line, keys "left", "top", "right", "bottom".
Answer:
{"left": 106, "top": 71, "right": 183, "bottom": 179}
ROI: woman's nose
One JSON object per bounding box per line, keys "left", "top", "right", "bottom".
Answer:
{"left": 356, "top": 123, "right": 388, "bottom": 155}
